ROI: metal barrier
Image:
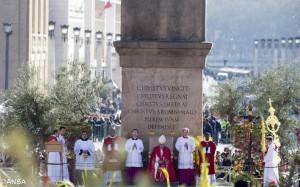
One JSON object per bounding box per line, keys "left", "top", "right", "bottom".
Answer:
{"left": 216, "top": 166, "right": 233, "bottom": 183}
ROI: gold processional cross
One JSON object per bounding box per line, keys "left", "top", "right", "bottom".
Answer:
{"left": 265, "top": 98, "right": 281, "bottom": 147}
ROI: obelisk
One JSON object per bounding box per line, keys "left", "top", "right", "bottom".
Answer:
{"left": 114, "top": 0, "right": 212, "bottom": 154}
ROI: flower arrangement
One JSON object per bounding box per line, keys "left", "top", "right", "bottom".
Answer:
{"left": 41, "top": 175, "right": 50, "bottom": 185}
{"left": 268, "top": 180, "right": 277, "bottom": 187}
{"left": 233, "top": 122, "right": 263, "bottom": 173}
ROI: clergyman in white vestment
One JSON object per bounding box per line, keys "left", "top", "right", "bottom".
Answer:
{"left": 263, "top": 136, "right": 279, "bottom": 186}
{"left": 47, "top": 129, "right": 61, "bottom": 182}
{"left": 58, "top": 126, "right": 69, "bottom": 181}
{"left": 125, "top": 129, "right": 144, "bottom": 184}
{"left": 74, "top": 131, "right": 95, "bottom": 185}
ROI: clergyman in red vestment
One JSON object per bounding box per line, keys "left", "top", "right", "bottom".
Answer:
{"left": 197, "top": 132, "right": 216, "bottom": 185}
{"left": 102, "top": 129, "right": 123, "bottom": 184}
{"left": 47, "top": 129, "right": 61, "bottom": 182}
{"left": 147, "top": 135, "right": 177, "bottom": 182}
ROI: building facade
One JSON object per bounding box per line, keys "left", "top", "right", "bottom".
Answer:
{"left": 253, "top": 37, "right": 300, "bottom": 76}
{"left": 0, "top": 0, "right": 49, "bottom": 92}
{"left": 49, "top": 0, "right": 121, "bottom": 87}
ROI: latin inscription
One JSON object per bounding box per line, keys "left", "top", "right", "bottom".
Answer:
{"left": 125, "top": 85, "right": 198, "bottom": 130}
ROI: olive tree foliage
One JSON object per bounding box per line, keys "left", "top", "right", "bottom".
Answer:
{"left": 208, "top": 77, "right": 246, "bottom": 125}
{"left": 248, "top": 59, "right": 300, "bottom": 155}
{"left": 0, "top": 64, "right": 56, "bottom": 144}
{"left": 0, "top": 61, "right": 105, "bottom": 145}
{"left": 209, "top": 59, "right": 300, "bottom": 156}
{"left": 249, "top": 59, "right": 300, "bottom": 122}
{"left": 50, "top": 61, "right": 105, "bottom": 121}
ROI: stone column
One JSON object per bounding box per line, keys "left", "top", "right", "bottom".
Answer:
{"left": 61, "top": 40, "right": 68, "bottom": 67}
{"left": 273, "top": 39, "right": 279, "bottom": 66}
{"left": 84, "top": 0, "right": 95, "bottom": 71}
{"left": 260, "top": 39, "right": 266, "bottom": 71}
{"left": 106, "top": 39, "right": 112, "bottom": 80}
{"left": 280, "top": 38, "right": 286, "bottom": 64}
{"left": 96, "top": 40, "right": 103, "bottom": 77}
{"left": 85, "top": 40, "right": 91, "bottom": 70}
{"left": 267, "top": 39, "right": 272, "bottom": 68}
{"left": 296, "top": 40, "right": 300, "bottom": 58}
{"left": 114, "top": 0, "right": 212, "bottom": 152}
{"left": 288, "top": 38, "right": 294, "bottom": 61}
{"left": 73, "top": 32, "right": 80, "bottom": 62}
{"left": 253, "top": 40, "right": 259, "bottom": 76}
{"left": 48, "top": 36, "right": 55, "bottom": 84}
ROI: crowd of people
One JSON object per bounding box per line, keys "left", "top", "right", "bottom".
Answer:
{"left": 215, "top": 147, "right": 232, "bottom": 167}
{"left": 87, "top": 113, "right": 121, "bottom": 142}
{"left": 97, "top": 97, "right": 122, "bottom": 116}
{"left": 203, "top": 115, "right": 232, "bottom": 145}
{"left": 86, "top": 97, "right": 122, "bottom": 142}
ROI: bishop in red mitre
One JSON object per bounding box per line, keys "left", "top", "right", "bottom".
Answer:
{"left": 197, "top": 132, "right": 216, "bottom": 185}
{"left": 147, "top": 135, "right": 177, "bottom": 182}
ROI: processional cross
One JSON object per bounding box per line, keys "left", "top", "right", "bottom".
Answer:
{"left": 266, "top": 98, "right": 281, "bottom": 146}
